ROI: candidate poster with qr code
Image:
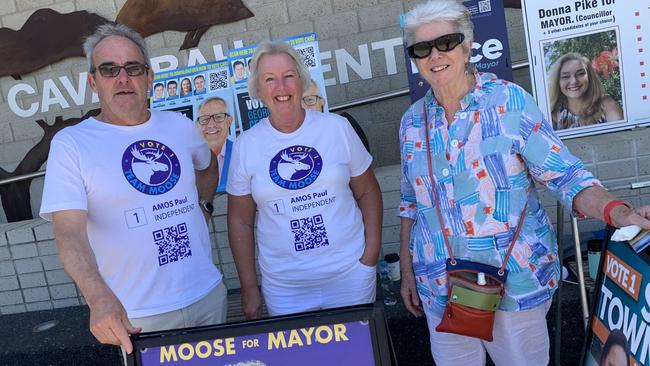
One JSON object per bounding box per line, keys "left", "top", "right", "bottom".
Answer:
{"left": 228, "top": 33, "right": 328, "bottom": 132}
{"left": 150, "top": 60, "right": 240, "bottom": 192}
{"left": 402, "top": 0, "right": 513, "bottom": 103}
{"left": 581, "top": 241, "right": 650, "bottom": 366}
{"left": 522, "top": 0, "right": 650, "bottom": 139}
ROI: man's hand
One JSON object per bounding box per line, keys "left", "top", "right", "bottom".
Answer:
{"left": 400, "top": 270, "right": 423, "bottom": 317}
{"left": 241, "top": 286, "right": 263, "bottom": 320}
{"left": 88, "top": 291, "right": 141, "bottom": 354}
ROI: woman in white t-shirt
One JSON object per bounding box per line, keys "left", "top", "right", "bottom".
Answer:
{"left": 226, "top": 41, "right": 383, "bottom": 319}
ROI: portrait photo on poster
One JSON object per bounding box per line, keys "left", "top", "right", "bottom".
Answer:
{"left": 166, "top": 78, "right": 179, "bottom": 100}
{"left": 232, "top": 59, "right": 248, "bottom": 83}
{"left": 541, "top": 27, "right": 626, "bottom": 131}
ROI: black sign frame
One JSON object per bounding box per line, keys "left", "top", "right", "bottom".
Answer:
{"left": 126, "top": 302, "right": 396, "bottom": 366}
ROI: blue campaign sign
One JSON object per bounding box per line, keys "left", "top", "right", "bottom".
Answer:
{"left": 403, "top": 0, "right": 513, "bottom": 103}
{"left": 582, "top": 241, "right": 650, "bottom": 366}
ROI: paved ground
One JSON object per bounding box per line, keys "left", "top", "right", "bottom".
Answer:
{"left": 0, "top": 281, "right": 589, "bottom": 366}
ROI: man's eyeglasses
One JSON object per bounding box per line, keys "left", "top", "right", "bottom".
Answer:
{"left": 302, "top": 95, "right": 322, "bottom": 106}
{"left": 407, "top": 33, "right": 465, "bottom": 59}
{"left": 197, "top": 113, "right": 230, "bottom": 125}
{"left": 91, "top": 63, "right": 149, "bottom": 78}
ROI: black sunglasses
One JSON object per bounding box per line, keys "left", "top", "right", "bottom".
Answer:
{"left": 92, "top": 62, "right": 149, "bottom": 78}
{"left": 407, "top": 33, "right": 465, "bottom": 59}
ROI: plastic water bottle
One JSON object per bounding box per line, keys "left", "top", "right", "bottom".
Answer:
{"left": 385, "top": 253, "right": 401, "bottom": 281}
{"left": 477, "top": 272, "right": 486, "bottom": 286}
{"left": 588, "top": 239, "right": 603, "bottom": 280}
{"left": 379, "top": 261, "right": 397, "bottom": 306}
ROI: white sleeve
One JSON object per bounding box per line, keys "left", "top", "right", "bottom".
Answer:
{"left": 225, "top": 135, "right": 252, "bottom": 196}
{"left": 340, "top": 117, "right": 372, "bottom": 177}
{"left": 39, "top": 134, "right": 88, "bottom": 221}
{"left": 187, "top": 116, "right": 212, "bottom": 171}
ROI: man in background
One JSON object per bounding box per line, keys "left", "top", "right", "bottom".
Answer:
{"left": 196, "top": 97, "right": 232, "bottom": 187}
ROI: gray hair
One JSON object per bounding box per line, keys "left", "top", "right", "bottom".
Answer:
{"left": 247, "top": 41, "right": 311, "bottom": 100}
{"left": 198, "top": 96, "right": 229, "bottom": 114}
{"left": 83, "top": 23, "right": 150, "bottom": 72}
{"left": 403, "top": 0, "right": 474, "bottom": 48}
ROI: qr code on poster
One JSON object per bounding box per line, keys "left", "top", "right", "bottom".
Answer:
{"left": 478, "top": 0, "right": 491, "bottom": 13}
{"left": 297, "top": 46, "right": 316, "bottom": 69}
{"left": 209, "top": 70, "right": 228, "bottom": 90}
{"left": 153, "top": 222, "right": 192, "bottom": 266}
{"left": 290, "top": 214, "right": 329, "bottom": 252}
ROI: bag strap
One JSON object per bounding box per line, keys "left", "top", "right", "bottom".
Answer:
{"left": 422, "top": 102, "right": 526, "bottom": 275}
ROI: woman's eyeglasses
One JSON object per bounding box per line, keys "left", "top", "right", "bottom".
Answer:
{"left": 407, "top": 33, "right": 465, "bottom": 59}
{"left": 92, "top": 63, "right": 149, "bottom": 77}
{"left": 302, "top": 95, "right": 322, "bottom": 106}
{"left": 197, "top": 113, "right": 230, "bottom": 125}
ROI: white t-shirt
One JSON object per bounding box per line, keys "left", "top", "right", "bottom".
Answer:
{"left": 40, "top": 111, "right": 222, "bottom": 318}
{"left": 227, "top": 109, "right": 372, "bottom": 286}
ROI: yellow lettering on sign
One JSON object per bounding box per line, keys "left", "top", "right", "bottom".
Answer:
{"left": 178, "top": 343, "right": 194, "bottom": 360}
{"left": 287, "top": 330, "right": 304, "bottom": 347}
{"left": 268, "top": 331, "right": 287, "bottom": 349}
{"left": 160, "top": 346, "right": 177, "bottom": 363}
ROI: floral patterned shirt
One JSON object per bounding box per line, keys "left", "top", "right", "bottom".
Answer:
{"left": 398, "top": 73, "right": 601, "bottom": 314}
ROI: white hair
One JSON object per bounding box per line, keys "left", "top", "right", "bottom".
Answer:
{"left": 403, "top": 0, "right": 474, "bottom": 48}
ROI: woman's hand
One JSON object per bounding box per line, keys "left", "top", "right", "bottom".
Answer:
{"left": 400, "top": 270, "right": 423, "bottom": 317}
{"left": 574, "top": 186, "right": 650, "bottom": 229}
{"left": 350, "top": 168, "right": 382, "bottom": 269}
{"left": 610, "top": 204, "right": 650, "bottom": 229}
{"left": 241, "top": 286, "right": 263, "bottom": 320}
{"left": 227, "top": 194, "right": 262, "bottom": 319}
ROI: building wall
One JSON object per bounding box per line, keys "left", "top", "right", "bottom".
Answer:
{"left": 0, "top": 1, "right": 649, "bottom": 314}
{"left": 0, "top": 0, "right": 532, "bottom": 222}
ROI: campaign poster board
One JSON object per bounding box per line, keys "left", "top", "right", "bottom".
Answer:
{"left": 402, "top": 0, "right": 513, "bottom": 102}
{"left": 228, "top": 33, "right": 328, "bottom": 131}
{"left": 581, "top": 240, "right": 650, "bottom": 366}
{"left": 522, "top": 0, "right": 650, "bottom": 139}
{"left": 151, "top": 60, "right": 239, "bottom": 192}
{"left": 126, "top": 304, "right": 395, "bottom": 366}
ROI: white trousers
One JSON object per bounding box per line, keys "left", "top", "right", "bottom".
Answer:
{"left": 424, "top": 300, "right": 552, "bottom": 366}
{"left": 262, "top": 260, "right": 376, "bottom": 316}
{"left": 121, "top": 281, "right": 227, "bottom": 364}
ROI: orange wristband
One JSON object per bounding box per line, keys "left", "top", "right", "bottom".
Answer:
{"left": 603, "top": 200, "right": 631, "bottom": 227}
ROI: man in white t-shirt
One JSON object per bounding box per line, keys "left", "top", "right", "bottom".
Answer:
{"left": 39, "top": 24, "right": 226, "bottom": 355}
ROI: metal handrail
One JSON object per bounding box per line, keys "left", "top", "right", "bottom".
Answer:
{"left": 0, "top": 170, "right": 46, "bottom": 185}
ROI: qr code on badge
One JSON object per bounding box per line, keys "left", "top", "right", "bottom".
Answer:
{"left": 478, "top": 0, "right": 491, "bottom": 13}
{"left": 153, "top": 222, "right": 192, "bottom": 266}
{"left": 297, "top": 46, "right": 316, "bottom": 69}
{"left": 290, "top": 214, "right": 329, "bottom": 252}
{"left": 209, "top": 70, "right": 228, "bottom": 90}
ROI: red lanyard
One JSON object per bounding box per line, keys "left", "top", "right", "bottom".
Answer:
{"left": 422, "top": 101, "right": 526, "bottom": 275}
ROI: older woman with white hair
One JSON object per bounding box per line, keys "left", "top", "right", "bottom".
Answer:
{"left": 399, "top": 1, "right": 650, "bottom": 365}
{"left": 227, "top": 41, "right": 382, "bottom": 319}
